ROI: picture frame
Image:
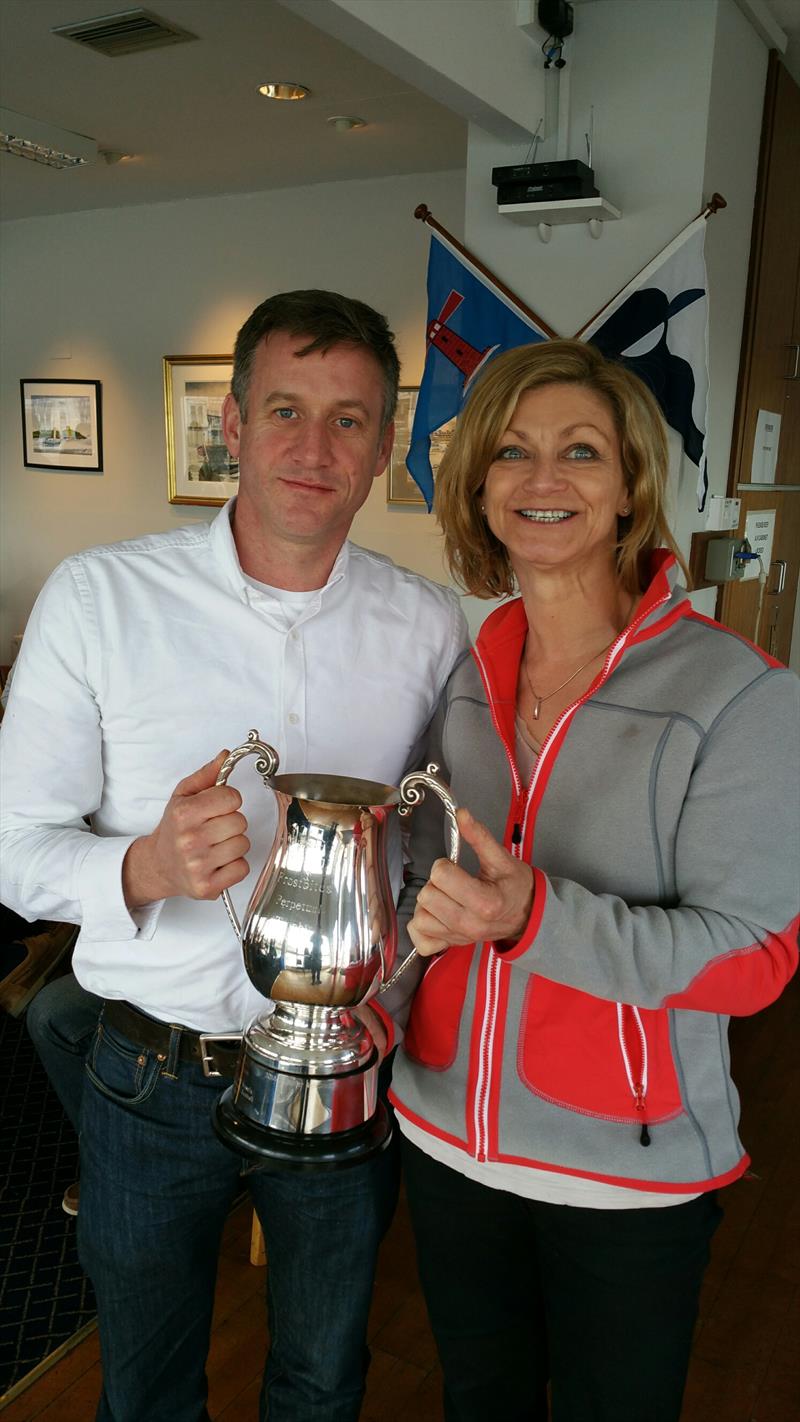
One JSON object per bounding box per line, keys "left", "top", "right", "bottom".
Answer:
{"left": 164, "top": 355, "right": 239, "bottom": 506}
{"left": 20, "top": 379, "right": 103, "bottom": 472}
{"left": 386, "top": 387, "right": 455, "bottom": 507}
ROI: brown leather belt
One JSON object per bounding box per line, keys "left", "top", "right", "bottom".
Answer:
{"left": 101, "top": 999, "right": 241, "bottom": 1078}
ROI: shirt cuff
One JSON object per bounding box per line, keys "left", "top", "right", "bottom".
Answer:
{"left": 76, "top": 835, "right": 164, "bottom": 942}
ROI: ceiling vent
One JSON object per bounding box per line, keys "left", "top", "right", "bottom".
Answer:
{"left": 51, "top": 8, "right": 198, "bottom": 57}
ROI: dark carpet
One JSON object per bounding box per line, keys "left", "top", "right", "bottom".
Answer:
{"left": 0, "top": 1009, "right": 95, "bottom": 1399}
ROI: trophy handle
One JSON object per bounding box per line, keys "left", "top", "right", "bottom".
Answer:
{"left": 382, "top": 763, "right": 460, "bottom": 992}
{"left": 215, "top": 730, "right": 280, "bottom": 939}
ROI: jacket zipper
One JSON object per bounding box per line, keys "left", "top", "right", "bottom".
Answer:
{"left": 617, "top": 1003, "right": 651, "bottom": 1146}
{"left": 473, "top": 950, "right": 501, "bottom": 1160}
{"left": 469, "top": 592, "right": 669, "bottom": 1161}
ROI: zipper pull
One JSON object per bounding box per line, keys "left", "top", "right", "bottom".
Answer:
{"left": 634, "top": 1083, "right": 650, "bottom": 1146}
{"left": 511, "top": 823, "right": 522, "bottom": 846}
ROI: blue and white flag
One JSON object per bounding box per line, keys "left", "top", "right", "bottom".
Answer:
{"left": 577, "top": 214, "right": 710, "bottom": 511}
{"left": 407, "top": 230, "right": 551, "bottom": 509}
{"left": 411, "top": 212, "right": 712, "bottom": 512}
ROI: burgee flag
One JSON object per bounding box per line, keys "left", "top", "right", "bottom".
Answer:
{"left": 409, "top": 212, "right": 712, "bottom": 512}
{"left": 578, "top": 214, "right": 710, "bottom": 512}
{"left": 406, "top": 229, "right": 551, "bottom": 510}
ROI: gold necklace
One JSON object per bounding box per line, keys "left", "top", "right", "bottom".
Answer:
{"left": 522, "top": 608, "right": 630, "bottom": 722}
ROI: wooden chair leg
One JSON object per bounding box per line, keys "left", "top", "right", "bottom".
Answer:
{"left": 250, "top": 1210, "right": 267, "bottom": 1267}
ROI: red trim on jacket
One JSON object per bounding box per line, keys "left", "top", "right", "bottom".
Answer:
{"left": 464, "top": 944, "right": 493, "bottom": 1158}
{"left": 495, "top": 868, "right": 547, "bottom": 961}
{"left": 662, "top": 914, "right": 800, "bottom": 1014}
{"left": 390, "top": 1093, "right": 752, "bottom": 1194}
{"left": 489, "top": 1144, "right": 751, "bottom": 1193}
{"left": 629, "top": 601, "right": 689, "bottom": 645}
{"left": 686, "top": 610, "right": 786, "bottom": 669}
{"left": 485, "top": 958, "right": 512, "bottom": 1160}
{"left": 388, "top": 1093, "right": 469, "bottom": 1152}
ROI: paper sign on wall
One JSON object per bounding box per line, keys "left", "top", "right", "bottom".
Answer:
{"left": 742, "top": 508, "right": 776, "bottom": 581}
{"left": 751, "top": 410, "right": 781, "bottom": 484}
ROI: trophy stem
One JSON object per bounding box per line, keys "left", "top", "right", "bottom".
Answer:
{"left": 210, "top": 1004, "right": 389, "bottom": 1170}
{"left": 213, "top": 1089, "right": 391, "bottom": 1171}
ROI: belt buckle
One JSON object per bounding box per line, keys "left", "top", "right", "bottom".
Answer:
{"left": 198, "top": 1032, "right": 243, "bottom": 1078}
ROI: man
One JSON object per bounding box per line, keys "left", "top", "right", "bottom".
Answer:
{"left": 0, "top": 290, "right": 468, "bottom": 1422}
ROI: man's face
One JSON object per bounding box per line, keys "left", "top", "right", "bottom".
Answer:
{"left": 223, "top": 330, "right": 393, "bottom": 557}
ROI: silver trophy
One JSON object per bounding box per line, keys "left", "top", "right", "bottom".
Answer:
{"left": 201, "top": 730, "right": 459, "bottom": 1169}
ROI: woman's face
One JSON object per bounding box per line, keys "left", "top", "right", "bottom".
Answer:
{"left": 482, "top": 382, "right": 630, "bottom": 582}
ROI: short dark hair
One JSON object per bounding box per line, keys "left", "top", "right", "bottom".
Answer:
{"left": 231, "top": 289, "right": 400, "bottom": 435}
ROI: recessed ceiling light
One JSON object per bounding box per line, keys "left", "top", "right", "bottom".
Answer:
{"left": 326, "top": 115, "right": 366, "bottom": 132}
{"left": 257, "top": 82, "right": 310, "bottom": 101}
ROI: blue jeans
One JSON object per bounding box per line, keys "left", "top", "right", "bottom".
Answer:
{"left": 78, "top": 1013, "right": 400, "bottom": 1422}
{"left": 26, "top": 970, "right": 101, "bottom": 1132}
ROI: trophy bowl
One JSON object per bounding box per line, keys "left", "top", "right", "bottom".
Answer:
{"left": 201, "top": 731, "right": 459, "bottom": 1170}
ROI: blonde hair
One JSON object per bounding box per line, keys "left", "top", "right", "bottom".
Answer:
{"left": 435, "top": 339, "right": 690, "bottom": 599}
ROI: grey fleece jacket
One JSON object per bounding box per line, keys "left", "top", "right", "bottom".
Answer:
{"left": 382, "top": 553, "right": 799, "bottom": 1193}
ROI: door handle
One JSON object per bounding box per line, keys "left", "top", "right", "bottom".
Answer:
{"left": 767, "top": 559, "right": 787, "bottom": 595}
{"left": 787, "top": 344, "right": 800, "bottom": 381}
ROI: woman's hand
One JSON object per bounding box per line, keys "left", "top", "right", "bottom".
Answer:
{"left": 408, "top": 808, "right": 534, "bottom": 958}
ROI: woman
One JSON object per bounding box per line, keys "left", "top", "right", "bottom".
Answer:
{"left": 382, "top": 341, "right": 799, "bottom": 1422}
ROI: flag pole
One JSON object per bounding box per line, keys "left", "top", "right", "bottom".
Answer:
{"left": 414, "top": 203, "right": 559, "bottom": 338}
{"left": 574, "top": 193, "right": 727, "bottom": 338}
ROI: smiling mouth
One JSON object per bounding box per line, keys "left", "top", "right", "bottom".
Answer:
{"left": 281, "top": 476, "right": 335, "bottom": 493}
{"left": 519, "top": 509, "right": 575, "bottom": 523}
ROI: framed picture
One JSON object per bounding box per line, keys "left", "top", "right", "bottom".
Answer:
{"left": 20, "top": 379, "right": 103, "bottom": 472}
{"left": 387, "top": 387, "right": 455, "bottom": 507}
{"left": 164, "top": 356, "right": 239, "bottom": 506}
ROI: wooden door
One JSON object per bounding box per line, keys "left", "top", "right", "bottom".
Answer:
{"left": 726, "top": 55, "right": 800, "bottom": 491}
{"left": 718, "top": 489, "right": 800, "bottom": 663}
{"left": 718, "top": 54, "right": 800, "bottom": 664}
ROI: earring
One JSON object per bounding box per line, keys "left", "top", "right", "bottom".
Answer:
{"left": 480, "top": 503, "right": 486, "bottom": 515}
{"left": 621, "top": 504, "right": 632, "bottom": 517}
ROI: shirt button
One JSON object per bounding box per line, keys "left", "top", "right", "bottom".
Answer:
{"left": 290, "top": 629, "right": 299, "bottom": 641}
{"left": 288, "top": 713, "right": 299, "bottom": 725}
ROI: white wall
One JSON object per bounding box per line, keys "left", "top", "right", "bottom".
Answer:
{"left": 458, "top": 0, "right": 767, "bottom": 616}
{"left": 464, "top": 3, "right": 717, "bottom": 333}
{"left": 0, "top": 169, "right": 465, "bottom": 654}
{"left": 0, "top": 0, "right": 776, "bottom": 650}
{"left": 280, "top": 0, "right": 541, "bottom": 138}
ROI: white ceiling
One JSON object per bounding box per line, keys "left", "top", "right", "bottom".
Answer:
{"left": 0, "top": 0, "right": 467, "bottom": 221}
{"left": 1, "top": 0, "right": 798, "bottom": 224}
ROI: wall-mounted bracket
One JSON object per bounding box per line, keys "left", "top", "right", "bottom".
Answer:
{"left": 500, "top": 194, "right": 621, "bottom": 242}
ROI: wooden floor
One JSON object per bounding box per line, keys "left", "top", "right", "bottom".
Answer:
{"left": 4, "top": 973, "right": 799, "bottom": 1422}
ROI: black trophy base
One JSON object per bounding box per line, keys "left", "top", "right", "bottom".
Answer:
{"left": 213, "top": 1089, "right": 392, "bottom": 1172}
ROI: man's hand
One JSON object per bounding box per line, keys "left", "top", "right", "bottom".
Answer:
{"left": 122, "top": 753, "right": 251, "bottom": 909}
{"left": 408, "top": 807, "right": 534, "bottom": 959}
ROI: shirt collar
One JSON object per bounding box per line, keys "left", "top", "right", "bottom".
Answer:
{"left": 208, "top": 497, "right": 351, "bottom": 603}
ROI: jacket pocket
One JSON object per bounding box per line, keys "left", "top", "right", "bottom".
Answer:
{"left": 517, "top": 977, "right": 683, "bottom": 1123}
{"left": 85, "top": 1021, "right": 163, "bottom": 1107}
{"left": 404, "top": 945, "right": 475, "bottom": 1070}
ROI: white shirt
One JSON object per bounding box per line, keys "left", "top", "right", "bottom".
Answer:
{"left": 0, "top": 503, "right": 468, "bottom": 1031}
